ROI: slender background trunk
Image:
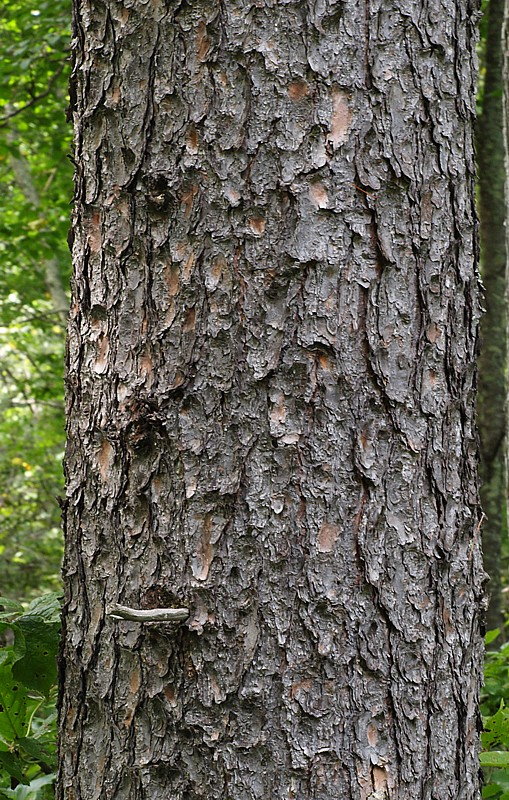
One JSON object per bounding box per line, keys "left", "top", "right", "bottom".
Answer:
{"left": 477, "top": 0, "right": 507, "bottom": 634}
{"left": 59, "top": 1, "right": 484, "bottom": 798}
{"left": 6, "top": 120, "right": 69, "bottom": 321}
{"left": 504, "top": 0, "right": 509, "bottom": 633}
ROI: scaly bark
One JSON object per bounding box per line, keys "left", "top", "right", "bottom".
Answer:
{"left": 59, "top": 1, "right": 484, "bottom": 798}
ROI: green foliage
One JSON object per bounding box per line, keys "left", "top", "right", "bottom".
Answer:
{"left": 0, "top": 0, "right": 71, "bottom": 599}
{"left": 482, "top": 631, "right": 509, "bottom": 798}
{"left": 0, "top": 595, "right": 60, "bottom": 800}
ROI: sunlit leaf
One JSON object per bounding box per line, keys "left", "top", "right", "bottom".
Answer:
{"left": 0, "top": 663, "right": 29, "bottom": 740}
{"left": 480, "top": 751, "right": 509, "bottom": 768}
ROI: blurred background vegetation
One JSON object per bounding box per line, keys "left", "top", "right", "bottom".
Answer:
{"left": 0, "top": 0, "right": 509, "bottom": 797}
{"left": 0, "top": 0, "right": 70, "bottom": 601}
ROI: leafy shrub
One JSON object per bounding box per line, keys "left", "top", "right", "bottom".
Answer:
{"left": 0, "top": 594, "right": 60, "bottom": 799}
{"left": 481, "top": 628, "right": 509, "bottom": 798}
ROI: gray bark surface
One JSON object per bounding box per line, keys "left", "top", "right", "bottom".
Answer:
{"left": 59, "top": 1, "right": 484, "bottom": 798}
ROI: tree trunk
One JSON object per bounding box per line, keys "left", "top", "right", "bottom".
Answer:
{"left": 477, "top": 0, "right": 507, "bottom": 634}
{"left": 59, "top": 1, "right": 484, "bottom": 798}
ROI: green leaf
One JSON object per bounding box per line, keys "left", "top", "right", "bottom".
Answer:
{"left": 0, "top": 773, "right": 55, "bottom": 799}
{"left": 0, "top": 663, "right": 29, "bottom": 740}
{"left": 480, "top": 751, "right": 509, "bottom": 768}
{"left": 0, "top": 650, "right": 13, "bottom": 668}
{"left": 17, "top": 736, "right": 55, "bottom": 769}
{"left": 0, "top": 599, "right": 23, "bottom": 616}
{"left": 482, "top": 701, "right": 509, "bottom": 750}
{"left": 12, "top": 618, "right": 58, "bottom": 697}
{"left": 483, "top": 783, "right": 503, "bottom": 798}
{"left": 0, "top": 750, "right": 26, "bottom": 783}
{"left": 482, "top": 783, "right": 503, "bottom": 799}
{"left": 486, "top": 629, "right": 501, "bottom": 646}
{"left": 0, "top": 623, "right": 26, "bottom": 665}
{"left": 23, "top": 594, "right": 60, "bottom": 624}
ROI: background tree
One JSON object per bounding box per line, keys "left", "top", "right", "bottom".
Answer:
{"left": 477, "top": 0, "right": 508, "bottom": 633}
{"left": 58, "top": 1, "right": 484, "bottom": 798}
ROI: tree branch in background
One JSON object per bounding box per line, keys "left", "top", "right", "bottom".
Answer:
{"left": 0, "top": 60, "right": 66, "bottom": 128}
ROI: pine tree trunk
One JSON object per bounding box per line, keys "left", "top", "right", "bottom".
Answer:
{"left": 477, "top": 0, "right": 507, "bottom": 634}
{"left": 59, "top": 1, "right": 484, "bottom": 798}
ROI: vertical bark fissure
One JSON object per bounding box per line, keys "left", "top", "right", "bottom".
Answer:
{"left": 59, "top": 2, "right": 483, "bottom": 799}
